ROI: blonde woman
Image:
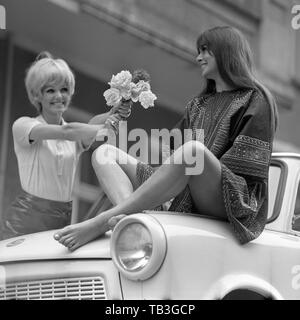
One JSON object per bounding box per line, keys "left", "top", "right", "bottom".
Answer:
{"left": 2, "top": 52, "right": 130, "bottom": 239}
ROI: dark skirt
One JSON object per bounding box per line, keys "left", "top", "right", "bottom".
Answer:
{"left": 1, "top": 190, "right": 72, "bottom": 240}
{"left": 136, "top": 162, "right": 195, "bottom": 213}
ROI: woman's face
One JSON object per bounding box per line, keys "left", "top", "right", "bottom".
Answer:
{"left": 196, "top": 45, "right": 218, "bottom": 79}
{"left": 39, "top": 82, "right": 71, "bottom": 117}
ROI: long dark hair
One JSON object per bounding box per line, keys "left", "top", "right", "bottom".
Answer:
{"left": 197, "top": 26, "right": 278, "bottom": 131}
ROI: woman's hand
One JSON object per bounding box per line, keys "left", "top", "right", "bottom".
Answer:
{"left": 105, "top": 114, "right": 121, "bottom": 133}
{"left": 88, "top": 100, "right": 131, "bottom": 126}
{"left": 110, "top": 99, "right": 132, "bottom": 119}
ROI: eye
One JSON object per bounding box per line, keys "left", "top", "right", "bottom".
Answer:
{"left": 201, "top": 45, "right": 208, "bottom": 52}
{"left": 61, "top": 87, "right": 69, "bottom": 93}
{"left": 197, "top": 44, "right": 208, "bottom": 55}
{"left": 45, "top": 88, "right": 55, "bottom": 94}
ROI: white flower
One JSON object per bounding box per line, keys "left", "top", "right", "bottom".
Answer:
{"left": 131, "top": 81, "right": 151, "bottom": 102}
{"left": 120, "top": 87, "right": 132, "bottom": 100}
{"left": 104, "top": 70, "right": 157, "bottom": 110}
{"left": 109, "top": 70, "right": 132, "bottom": 91}
{"left": 103, "top": 88, "right": 122, "bottom": 106}
{"left": 138, "top": 91, "right": 157, "bottom": 109}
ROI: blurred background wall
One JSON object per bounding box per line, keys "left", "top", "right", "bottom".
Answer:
{"left": 0, "top": 0, "right": 300, "bottom": 223}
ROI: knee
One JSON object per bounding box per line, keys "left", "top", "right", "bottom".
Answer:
{"left": 92, "top": 144, "right": 118, "bottom": 168}
{"left": 180, "top": 141, "right": 205, "bottom": 175}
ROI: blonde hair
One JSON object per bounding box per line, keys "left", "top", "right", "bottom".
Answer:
{"left": 25, "top": 52, "right": 75, "bottom": 113}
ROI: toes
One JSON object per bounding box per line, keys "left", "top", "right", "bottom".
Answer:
{"left": 64, "top": 237, "right": 76, "bottom": 248}
{"left": 58, "top": 235, "right": 79, "bottom": 251}
{"left": 108, "top": 214, "right": 126, "bottom": 230}
{"left": 107, "top": 217, "right": 117, "bottom": 229}
{"left": 54, "top": 226, "right": 71, "bottom": 240}
{"left": 58, "top": 235, "right": 73, "bottom": 247}
{"left": 53, "top": 233, "right": 61, "bottom": 240}
{"left": 68, "top": 242, "right": 80, "bottom": 252}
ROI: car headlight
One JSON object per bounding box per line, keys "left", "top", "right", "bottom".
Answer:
{"left": 110, "top": 214, "right": 167, "bottom": 281}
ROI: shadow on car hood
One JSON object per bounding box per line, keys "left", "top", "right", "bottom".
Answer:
{"left": 0, "top": 229, "right": 112, "bottom": 263}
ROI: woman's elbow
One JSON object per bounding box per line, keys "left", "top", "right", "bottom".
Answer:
{"left": 61, "top": 123, "right": 95, "bottom": 141}
{"left": 61, "top": 124, "right": 76, "bottom": 140}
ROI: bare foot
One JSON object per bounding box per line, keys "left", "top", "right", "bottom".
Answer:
{"left": 53, "top": 216, "right": 109, "bottom": 251}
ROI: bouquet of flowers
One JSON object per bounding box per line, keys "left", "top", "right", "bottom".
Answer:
{"left": 103, "top": 69, "right": 157, "bottom": 110}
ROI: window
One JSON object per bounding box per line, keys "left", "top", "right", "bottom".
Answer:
{"left": 267, "top": 164, "right": 283, "bottom": 221}
{"left": 294, "top": 32, "right": 300, "bottom": 85}
{"left": 292, "top": 183, "right": 300, "bottom": 232}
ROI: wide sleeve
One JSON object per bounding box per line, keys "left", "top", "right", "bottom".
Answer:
{"left": 12, "top": 117, "right": 41, "bottom": 147}
{"left": 170, "top": 100, "right": 192, "bottom": 151}
{"left": 172, "top": 107, "right": 190, "bottom": 134}
{"left": 220, "top": 90, "right": 275, "bottom": 244}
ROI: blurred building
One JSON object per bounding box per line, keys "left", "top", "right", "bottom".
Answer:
{"left": 0, "top": 0, "right": 300, "bottom": 223}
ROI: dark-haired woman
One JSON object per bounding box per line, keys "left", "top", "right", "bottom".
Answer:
{"left": 54, "top": 26, "right": 278, "bottom": 251}
{"left": 1, "top": 52, "right": 130, "bottom": 239}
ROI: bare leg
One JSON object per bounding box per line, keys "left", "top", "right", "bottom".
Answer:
{"left": 54, "top": 141, "right": 226, "bottom": 250}
{"left": 84, "top": 191, "right": 112, "bottom": 220}
{"left": 82, "top": 144, "right": 140, "bottom": 220}
{"left": 92, "top": 144, "right": 140, "bottom": 205}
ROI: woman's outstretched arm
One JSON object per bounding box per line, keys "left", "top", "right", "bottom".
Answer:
{"left": 28, "top": 122, "right": 105, "bottom": 143}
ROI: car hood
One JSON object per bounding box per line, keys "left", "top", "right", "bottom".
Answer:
{"left": 0, "top": 213, "right": 233, "bottom": 264}
{"left": 0, "top": 229, "right": 112, "bottom": 263}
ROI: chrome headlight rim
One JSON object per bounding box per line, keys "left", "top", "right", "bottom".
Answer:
{"left": 110, "top": 214, "right": 167, "bottom": 281}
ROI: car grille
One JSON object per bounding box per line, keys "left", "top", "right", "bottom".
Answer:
{"left": 0, "top": 276, "right": 107, "bottom": 300}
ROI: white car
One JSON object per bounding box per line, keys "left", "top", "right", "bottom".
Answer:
{"left": 1, "top": 153, "right": 300, "bottom": 300}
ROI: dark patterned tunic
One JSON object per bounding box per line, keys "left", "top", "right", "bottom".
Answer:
{"left": 137, "top": 88, "right": 275, "bottom": 244}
